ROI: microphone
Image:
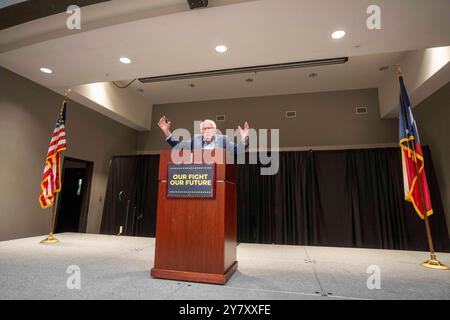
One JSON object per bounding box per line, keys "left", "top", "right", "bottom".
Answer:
{"left": 119, "top": 190, "right": 128, "bottom": 201}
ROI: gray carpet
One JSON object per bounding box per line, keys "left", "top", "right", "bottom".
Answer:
{"left": 0, "top": 233, "right": 449, "bottom": 300}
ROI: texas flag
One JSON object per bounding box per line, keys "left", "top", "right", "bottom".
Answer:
{"left": 398, "top": 76, "right": 433, "bottom": 219}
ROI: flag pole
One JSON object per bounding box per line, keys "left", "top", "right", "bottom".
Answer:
{"left": 396, "top": 65, "right": 448, "bottom": 270}
{"left": 40, "top": 192, "right": 60, "bottom": 244}
{"left": 40, "top": 90, "right": 70, "bottom": 244}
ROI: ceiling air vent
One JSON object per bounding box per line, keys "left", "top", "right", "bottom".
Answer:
{"left": 286, "top": 111, "right": 296, "bottom": 119}
{"left": 355, "top": 106, "right": 368, "bottom": 115}
{"left": 187, "top": 0, "right": 208, "bottom": 9}
{"left": 216, "top": 115, "right": 226, "bottom": 122}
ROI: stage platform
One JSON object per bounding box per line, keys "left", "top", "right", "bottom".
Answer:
{"left": 0, "top": 233, "right": 449, "bottom": 300}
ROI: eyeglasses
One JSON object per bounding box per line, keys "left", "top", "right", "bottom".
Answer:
{"left": 201, "top": 127, "right": 215, "bottom": 131}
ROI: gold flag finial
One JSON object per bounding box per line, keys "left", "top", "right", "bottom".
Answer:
{"left": 63, "top": 88, "right": 71, "bottom": 101}
{"left": 395, "top": 64, "right": 402, "bottom": 77}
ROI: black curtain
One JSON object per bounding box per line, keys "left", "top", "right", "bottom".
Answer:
{"left": 100, "top": 147, "right": 450, "bottom": 252}
{"left": 100, "top": 155, "right": 159, "bottom": 237}
{"left": 237, "top": 146, "right": 450, "bottom": 252}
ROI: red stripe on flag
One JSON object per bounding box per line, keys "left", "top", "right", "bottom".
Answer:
{"left": 39, "top": 103, "right": 67, "bottom": 209}
{"left": 401, "top": 143, "right": 433, "bottom": 219}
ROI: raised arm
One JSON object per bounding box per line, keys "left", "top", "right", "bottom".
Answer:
{"left": 157, "top": 115, "right": 171, "bottom": 138}
{"left": 224, "top": 121, "right": 250, "bottom": 153}
{"left": 157, "top": 116, "right": 190, "bottom": 148}
{"left": 238, "top": 121, "right": 250, "bottom": 143}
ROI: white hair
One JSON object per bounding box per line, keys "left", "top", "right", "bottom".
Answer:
{"left": 200, "top": 119, "right": 217, "bottom": 130}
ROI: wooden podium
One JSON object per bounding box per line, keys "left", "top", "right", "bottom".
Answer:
{"left": 150, "top": 150, "right": 238, "bottom": 284}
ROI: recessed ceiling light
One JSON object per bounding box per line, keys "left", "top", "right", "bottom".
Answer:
{"left": 245, "top": 78, "right": 254, "bottom": 83}
{"left": 379, "top": 66, "right": 389, "bottom": 71}
{"left": 215, "top": 45, "right": 227, "bottom": 53}
{"left": 309, "top": 73, "right": 318, "bottom": 78}
{"left": 331, "top": 30, "right": 346, "bottom": 39}
{"left": 188, "top": 83, "right": 196, "bottom": 88}
{"left": 40, "top": 67, "right": 53, "bottom": 74}
{"left": 120, "top": 57, "right": 131, "bottom": 64}
{"left": 136, "top": 88, "right": 144, "bottom": 93}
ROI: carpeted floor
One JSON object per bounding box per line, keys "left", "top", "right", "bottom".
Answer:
{"left": 0, "top": 233, "right": 449, "bottom": 300}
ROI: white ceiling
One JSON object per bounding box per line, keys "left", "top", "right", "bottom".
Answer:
{"left": 1, "top": 0, "right": 449, "bottom": 84}
{"left": 0, "top": 0, "right": 449, "bottom": 119}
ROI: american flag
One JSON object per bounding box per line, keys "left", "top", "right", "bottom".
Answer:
{"left": 39, "top": 101, "right": 67, "bottom": 209}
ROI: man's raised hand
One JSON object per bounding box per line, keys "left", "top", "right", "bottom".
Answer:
{"left": 158, "top": 116, "right": 171, "bottom": 137}
{"left": 238, "top": 121, "right": 250, "bottom": 142}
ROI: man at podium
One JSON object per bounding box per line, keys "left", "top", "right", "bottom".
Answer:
{"left": 157, "top": 116, "right": 249, "bottom": 153}
{"left": 152, "top": 116, "right": 243, "bottom": 285}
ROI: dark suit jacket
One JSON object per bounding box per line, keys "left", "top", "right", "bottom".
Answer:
{"left": 166, "top": 134, "right": 247, "bottom": 153}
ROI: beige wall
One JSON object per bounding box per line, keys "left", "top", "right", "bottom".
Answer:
{"left": 379, "top": 47, "right": 450, "bottom": 118}
{"left": 414, "top": 81, "right": 450, "bottom": 235}
{"left": 138, "top": 87, "right": 449, "bottom": 235}
{"left": 0, "top": 67, "right": 137, "bottom": 241}
{"left": 2, "top": 64, "right": 447, "bottom": 241}
{"left": 137, "top": 88, "right": 399, "bottom": 152}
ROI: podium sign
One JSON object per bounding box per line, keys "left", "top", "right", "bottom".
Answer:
{"left": 167, "top": 164, "right": 215, "bottom": 198}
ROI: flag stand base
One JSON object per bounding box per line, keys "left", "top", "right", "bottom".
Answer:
{"left": 40, "top": 233, "right": 59, "bottom": 244}
{"left": 421, "top": 255, "right": 449, "bottom": 270}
